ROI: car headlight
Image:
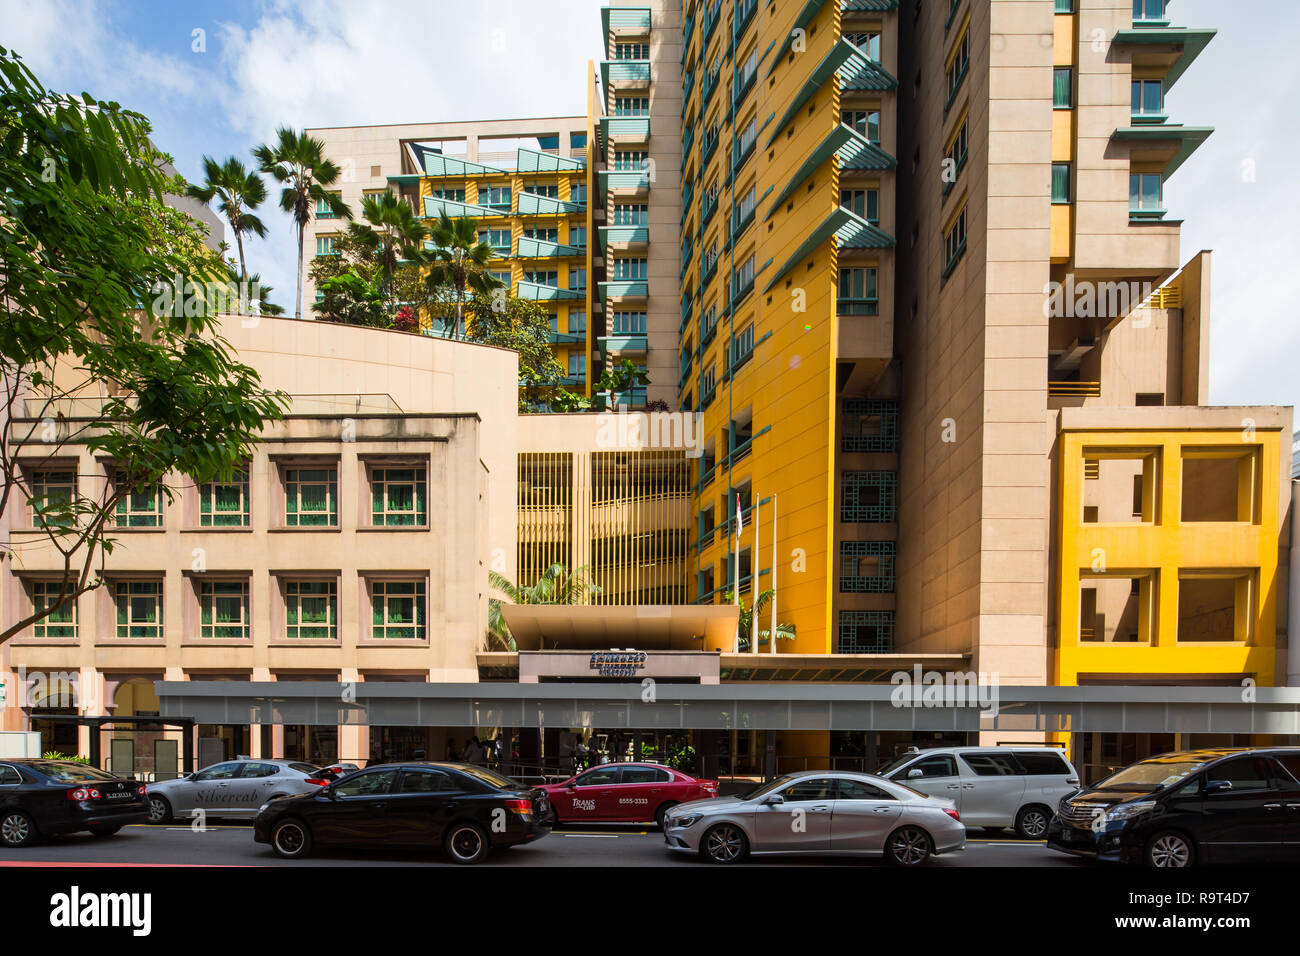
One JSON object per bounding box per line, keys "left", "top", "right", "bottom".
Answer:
{"left": 1105, "top": 800, "right": 1155, "bottom": 823}
{"left": 671, "top": 813, "right": 703, "bottom": 828}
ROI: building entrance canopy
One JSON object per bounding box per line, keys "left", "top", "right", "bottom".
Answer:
{"left": 156, "top": 681, "right": 1300, "bottom": 735}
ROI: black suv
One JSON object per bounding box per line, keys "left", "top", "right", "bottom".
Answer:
{"left": 1047, "top": 747, "right": 1300, "bottom": 867}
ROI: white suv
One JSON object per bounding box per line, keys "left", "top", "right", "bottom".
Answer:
{"left": 877, "top": 747, "right": 1080, "bottom": 838}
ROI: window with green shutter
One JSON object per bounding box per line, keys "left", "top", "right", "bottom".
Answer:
{"left": 284, "top": 581, "right": 337, "bottom": 639}
{"left": 370, "top": 581, "right": 426, "bottom": 639}
{"left": 1053, "top": 68, "right": 1073, "bottom": 108}
{"left": 370, "top": 468, "right": 427, "bottom": 526}
{"left": 200, "top": 469, "right": 250, "bottom": 527}
{"left": 199, "top": 580, "right": 250, "bottom": 639}
{"left": 284, "top": 467, "right": 338, "bottom": 527}
{"left": 1052, "top": 163, "right": 1072, "bottom": 204}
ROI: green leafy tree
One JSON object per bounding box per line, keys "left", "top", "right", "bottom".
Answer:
{"left": 462, "top": 292, "right": 565, "bottom": 410}
{"left": 424, "top": 212, "right": 500, "bottom": 338}
{"left": 0, "top": 47, "right": 289, "bottom": 646}
{"left": 487, "top": 563, "right": 603, "bottom": 650}
{"left": 253, "top": 127, "right": 351, "bottom": 319}
{"left": 185, "top": 155, "right": 267, "bottom": 286}
{"left": 347, "top": 191, "right": 427, "bottom": 299}
{"left": 723, "top": 589, "right": 796, "bottom": 651}
{"left": 596, "top": 358, "right": 650, "bottom": 410}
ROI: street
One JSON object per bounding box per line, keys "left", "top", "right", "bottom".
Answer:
{"left": 0, "top": 822, "right": 1091, "bottom": 868}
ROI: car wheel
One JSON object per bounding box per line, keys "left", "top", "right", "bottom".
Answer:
{"left": 89, "top": 825, "right": 123, "bottom": 837}
{"left": 445, "top": 822, "right": 490, "bottom": 864}
{"left": 147, "top": 795, "right": 173, "bottom": 825}
{"left": 1015, "top": 805, "right": 1052, "bottom": 840}
{"left": 1146, "top": 830, "right": 1194, "bottom": 869}
{"left": 701, "top": 823, "right": 748, "bottom": 864}
{"left": 885, "top": 826, "right": 933, "bottom": 866}
{"left": 270, "top": 819, "right": 313, "bottom": 859}
{"left": 654, "top": 802, "right": 678, "bottom": 830}
{"left": 0, "top": 810, "right": 38, "bottom": 847}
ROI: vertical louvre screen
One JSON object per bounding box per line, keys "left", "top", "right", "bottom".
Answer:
{"left": 518, "top": 453, "right": 574, "bottom": 589}
{"left": 590, "top": 451, "right": 690, "bottom": 605}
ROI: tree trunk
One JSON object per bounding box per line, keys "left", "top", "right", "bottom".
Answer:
{"left": 294, "top": 224, "right": 304, "bottom": 320}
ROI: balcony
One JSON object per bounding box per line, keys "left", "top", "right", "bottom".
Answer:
{"left": 423, "top": 195, "right": 504, "bottom": 220}
{"left": 602, "top": 6, "right": 651, "bottom": 39}
{"left": 601, "top": 59, "right": 652, "bottom": 93}
{"left": 599, "top": 224, "right": 650, "bottom": 253}
{"left": 599, "top": 333, "right": 649, "bottom": 356}
{"left": 517, "top": 192, "right": 585, "bottom": 216}
{"left": 598, "top": 280, "right": 649, "bottom": 305}
{"left": 1111, "top": 27, "right": 1215, "bottom": 90}
{"left": 515, "top": 237, "right": 585, "bottom": 259}
{"left": 517, "top": 281, "right": 584, "bottom": 302}
{"left": 1048, "top": 380, "right": 1101, "bottom": 398}
{"left": 599, "top": 169, "right": 651, "bottom": 199}
{"left": 599, "top": 116, "right": 651, "bottom": 148}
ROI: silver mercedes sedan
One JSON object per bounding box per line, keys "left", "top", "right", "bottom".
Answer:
{"left": 146, "top": 759, "right": 325, "bottom": 823}
{"left": 663, "top": 770, "right": 966, "bottom": 865}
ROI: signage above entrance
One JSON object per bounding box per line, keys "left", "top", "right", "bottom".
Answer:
{"left": 589, "top": 651, "right": 647, "bottom": 677}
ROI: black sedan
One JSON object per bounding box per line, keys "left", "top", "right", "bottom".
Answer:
{"left": 0, "top": 759, "right": 148, "bottom": 847}
{"left": 1048, "top": 747, "right": 1300, "bottom": 867}
{"left": 253, "top": 762, "right": 551, "bottom": 863}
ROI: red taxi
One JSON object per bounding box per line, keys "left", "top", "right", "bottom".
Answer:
{"left": 541, "top": 763, "right": 718, "bottom": 827}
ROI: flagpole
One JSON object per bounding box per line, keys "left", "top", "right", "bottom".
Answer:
{"left": 752, "top": 494, "right": 760, "bottom": 655}
{"left": 770, "top": 494, "right": 778, "bottom": 654}
{"left": 733, "top": 493, "right": 742, "bottom": 654}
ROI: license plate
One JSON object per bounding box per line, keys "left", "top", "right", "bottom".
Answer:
{"left": 106, "top": 791, "right": 133, "bottom": 800}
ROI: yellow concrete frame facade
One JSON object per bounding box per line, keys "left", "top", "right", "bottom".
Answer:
{"left": 1055, "top": 427, "right": 1282, "bottom": 687}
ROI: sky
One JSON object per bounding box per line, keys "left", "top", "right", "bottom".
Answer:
{"left": 0, "top": 0, "right": 1296, "bottom": 412}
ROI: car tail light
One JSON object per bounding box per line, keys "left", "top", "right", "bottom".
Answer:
{"left": 67, "top": 787, "right": 102, "bottom": 801}
{"left": 943, "top": 808, "right": 961, "bottom": 823}
{"left": 305, "top": 778, "right": 331, "bottom": 786}
{"left": 505, "top": 798, "right": 533, "bottom": 816}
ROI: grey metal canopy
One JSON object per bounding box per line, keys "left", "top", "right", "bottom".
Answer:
{"left": 155, "top": 681, "right": 1300, "bottom": 735}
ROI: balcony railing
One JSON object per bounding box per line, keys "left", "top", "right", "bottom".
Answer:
{"left": 1048, "top": 380, "right": 1102, "bottom": 398}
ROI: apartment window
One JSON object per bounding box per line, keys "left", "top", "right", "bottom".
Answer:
{"left": 615, "top": 42, "right": 649, "bottom": 59}
{"left": 736, "top": 116, "right": 758, "bottom": 161}
{"left": 199, "top": 580, "right": 250, "bottom": 639}
{"left": 568, "top": 354, "right": 586, "bottom": 376}
{"left": 732, "top": 256, "right": 755, "bottom": 300}
{"left": 943, "top": 205, "right": 967, "bottom": 276}
{"left": 736, "top": 47, "right": 758, "bottom": 90}
{"left": 314, "top": 234, "right": 338, "bottom": 257}
{"left": 479, "top": 228, "right": 512, "bottom": 253}
{"left": 735, "top": 184, "right": 757, "bottom": 225}
{"left": 315, "top": 191, "right": 342, "bottom": 219}
{"left": 115, "top": 581, "right": 163, "bottom": 639}
{"left": 843, "top": 398, "right": 899, "bottom": 452}
{"left": 615, "top": 96, "right": 650, "bottom": 116}
{"left": 478, "top": 184, "right": 511, "bottom": 210}
{"left": 284, "top": 467, "right": 338, "bottom": 527}
{"left": 113, "top": 472, "right": 163, "bottom": 528}
{"left": 570, "top": 224, "right": 587, "bottom": 247}
{"left": 1051, "top": 163, "right": 1072, "bottom": 203}
{"left": 1131, "top": 79, "right": 1164, "bottom": 119}
{"left": 1053, "top": 68, "right": 1073, "bottom": 108}
{"left": 29, "top": 468, "right": 75, "bottom": 529}
{"left": 731, "top": 325, "right": 755, "bottom": 367}
{"left": 700, "top": 364, "right": 717, "bottom": 398}
{"left": 1056, "top": 0, "right": 1074, "bottom": 11}
{"left": 613, "top": 150, "right": 648, "bottom": 171}
{"left": 840, "top": 540, "right": 896, "bottom": 593}
{"left": 700, "top": 303, "right": 718, "bottom": 338}
{"left": 944, "top": 118, "right": 969, "bottom": 190}
{"left": 284, "top": 581, "right": 337, "bottom": 640}
{"left": 842, "top": 109, "right": 880, "bottom": 144}
{"left": 840, "top": 188, "right": 879, "bottom": 224}
{"left": 838, "top": 610, "right": 894, "bottom": 653}
{"left": 569, "top": 310, "right": 587, "bottom": 333}
{"left": 945, "top": 27, "right": 970, "bottom": 110}
{"left": 371, "top": 467, "right": 427, "bottom": 526}
{"left": 1129, "top": 173, "right": 1163, "bottom": 215}
{"left": 530, "top": 183, "right": 559, "bottom": 199}
{"left": 31, "top": 581, "right": 76, "bottom": 639}
{"left": 429, "top": 187, "right": 466, "bottom": 202}
{"left": 524, "top": 270, "right": 559, "bottom": 286}
{"left": 199, "top": 469, "right": 250, "bottom": 527}
{"left": 570, "top": 181, "right": 587, "bottom": 204}
{"left": 370, "top": 580, "right": 426, "bottom": 639}
{"left": 1132, "top": 0, "right": 1165, "bottom": 22}
{"left": 841, "top": 471, "right": 897, "bottom": 522}
{"left": 612, "top": 311, "right": 647, "bottom": 334}
{"left": 489, "top": 270, "right": 511, "bottom": 287}
{"left": 844, "top": 32, "right": 881, "bottom": 61}
{"left": 613, "top": 258, "right": 647, "bottom": 280}
{"left": 569, "top": 267, "right": 587, "bottom": 291}
{"left": 838, "top": 267, "right": 879, "bottom": 315}
{"left": 570, "top": 131, "right": 587, "bottom": 149}
{"left": 613, "top": 204, "right": 648, "bottom": 225}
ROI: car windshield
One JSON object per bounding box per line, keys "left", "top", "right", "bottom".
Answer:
{"left": 736, "top": 775, "right": 797, "bottom": 800}
{"left": 1092, "top": 760, "right": 1207, "bottom": 792}
{"left": 458, "top": 765, "right": 519, "bottom": 791}
{"left": 30, "top": 761, "right": 118, "bottom": 783}
{"left": 876, "top": 753, "right": 922, "bottom": 776}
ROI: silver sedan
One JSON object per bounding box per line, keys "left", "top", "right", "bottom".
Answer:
{"left": 663, "top": 770, "right": 966, "bottom": 865}
{"left": 146, "top": 759, "right": 325, "bottom": 823}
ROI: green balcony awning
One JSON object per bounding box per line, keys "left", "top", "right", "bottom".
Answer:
{"left": 423, "top": 195, "right": 504, "bottom": 219}
{"left": 1110, "top": 124, "right": 1213, "bottom": 178}
{"left": 598, "top": 280, "right": 649, "bottom": 303}
{"left": 516, "top": 147, "right": 584, "bottom": 173}
{"left": 386, "top": 174, "right": 422, "bottom": 186}
{"left": 841, "top": 0, "right": 899, "bottom": 9}
{"left": 601, "top": 6, "right": 651, "bottom": 37}
{"left": 765, "top": 39, "right": 860, "bottom": 150}
{"left": 599, "top": 170, "right": 651, "bottom": 194}
{"left": 517, "top": 281, "right": 583, "bottom": 302}
{"left": 840, "top": 54, "right": 899, "bottom": 92}
{"left": 764, "top": 124, "right": 895, "bottom": 221}
{"left": 598, "top": 225, "right": 650, "bottom": 251}
{"left": 601, "top": 60, "right": 652, "bottom": 92}
{"left": 599, "top": 334, "right": 649, "bottom": 355}
{"left": 762, "top": 207, "right": 890, "bottom": 294}
{"left": 418, "top": 150, "right": 512, "bottom": 178}
{"left": 516, "top": 237, "right": 586, "bottom": 258}
{"left": 517, "top": 192, "right": 585, "bottom": 216}
{"left": 598, "top": 116, "right": 651, "bottom": 153}
{"left": 1111, "top": 27, "right": 1216, "bottom": 90}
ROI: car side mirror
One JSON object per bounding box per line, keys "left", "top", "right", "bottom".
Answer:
{"left": 1206, "top": 780, "right": 1233, "bottom": 794}
{"left": 565, "top": 779, "right": 577, "bottom": 789}
{"left": 763, "top": 794, "right": 785, "bottom": 805}
{"left": 907, "top": 769, "right": 924, "bottom": 779}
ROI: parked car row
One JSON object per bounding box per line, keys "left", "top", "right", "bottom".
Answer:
{"left": 6, "top": 747, "right": 1300, "bottom": 867}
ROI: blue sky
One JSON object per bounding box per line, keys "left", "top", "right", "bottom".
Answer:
{"left": 1, "top": 0, "right": 1296, "bottom": 413}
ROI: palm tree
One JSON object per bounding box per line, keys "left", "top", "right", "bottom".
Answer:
{"left": 244, "top": 272, "right": 285, "bottom": 316}
{"left": 487, "top": 563, "right": 603, "bottom": 651}
{"left": 186, "top": 155, "right": 267, "bottom": 287}
{"left": 724, "top": 588, "right": 796, "bottom": 651}
{"left": 253, "top": 127, "right": 351, "bottom": 320}
{"left": 424, "top": 212, "right": 501, "bottom": 338}
{"left": 347, "top": 192, "right": 427, "bottom": 297}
